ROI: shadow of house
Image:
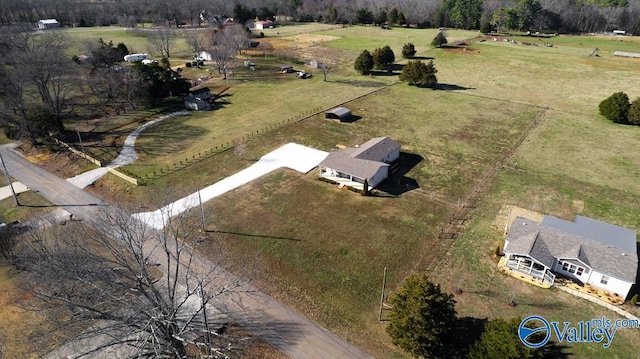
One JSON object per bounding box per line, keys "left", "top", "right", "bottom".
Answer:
{"left": 374, "top": 152, "right": 423, "bottom": 196}
{"left": 433, "top": 83, "right": 475, "bottom": 91}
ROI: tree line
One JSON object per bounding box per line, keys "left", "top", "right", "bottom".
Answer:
{"left": 0, "top": 0, "right": 638, "bottom": 34}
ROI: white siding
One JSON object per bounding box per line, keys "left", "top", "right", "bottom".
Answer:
{"left": 553, "top": 259, "right": 591, "bottom": 283}
{"left": 384, "top": 148, "right": 400, "bottom": 163}
{"left": 369, "top": 166, "right": 388, "bottom": 188}
{"left": 586, "top": 271, "right": 633, "bottom": 299}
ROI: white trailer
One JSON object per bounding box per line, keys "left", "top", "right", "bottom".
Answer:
{"left": 124, "top": 53, "right": 149, "bottom": 62}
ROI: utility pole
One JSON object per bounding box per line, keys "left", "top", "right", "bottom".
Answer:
{"left": 75, "top": 120, "right": 86, "bottom": 156}
{"left": 0, "top": 150, "right": 19, "bottom": 207}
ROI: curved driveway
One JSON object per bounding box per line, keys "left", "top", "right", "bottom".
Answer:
{"left": 0, "top": 144, "right": 374, "bottom": 359}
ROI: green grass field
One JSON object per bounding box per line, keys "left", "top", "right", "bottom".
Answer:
{"left": 9, "top": 24, "right": 640, "bottom": 358}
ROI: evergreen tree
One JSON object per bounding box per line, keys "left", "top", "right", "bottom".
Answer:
{"left": 399, "top": 60, "right": 438, "bottom": 87}
{"left": 627, "top": 97, "right": 640, "bottom": 125}
{"left": 388, "top": 7, "right": 399, "bottom": 25}
{"left": 402, "top": 43, "right": 417, "bottom": 59}
{"left": 397, "top": 12, "right": 407, "bottom": 26}
{"left": 377, "top": 9, "right": 388, "bottom": 25}
{"left": 372, "top": 45, "right": 395, "bottom": 70}
{"left": 431, "top": 31, "right": 448, "bottom": 47}
{"left": 469, "top": 318, "right": 542, "bottom": 359}
{"left": 354, "top": 49, "right": 374, "bottom": 75}
{"left": 599, "top": 92, "right": 630, "bottom": 123}
{"left": 387, "top": 274, "right": 457, "bottom": 358}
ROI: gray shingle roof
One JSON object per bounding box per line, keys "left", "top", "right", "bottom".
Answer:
{"left": 543, "top": 215, "right": 637, "bottom": 253}
{"left": 505, "top": 217, "right": 638, "bottom": 283}
{"left": 319, "top": 151, "right": 387, "bottom": 179}
{"left": 351, "top": 137, "right": 400, "bottom": 161}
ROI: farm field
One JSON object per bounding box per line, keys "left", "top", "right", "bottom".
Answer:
{"left": 4, "top": 23, "right": 640, "bottom": 358}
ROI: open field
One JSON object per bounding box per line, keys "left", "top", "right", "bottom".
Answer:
{"left": 63, "top": 26, "right": 191, "bottom": 58}
{"left": 8, "top": 24, "right": 640, "bottom": 358}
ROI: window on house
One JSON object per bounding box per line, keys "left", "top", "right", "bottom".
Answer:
{"left": 562, "top": 262, "right": 569, "bottom": 271}
{"left": 568, "top": 264, "right": 576, "bottom": 274}
{"left": 601, "top": 275, "right": 609, "bottom": 285}
{"left": 577, "top": 267, "right": 584, "bottom": 276}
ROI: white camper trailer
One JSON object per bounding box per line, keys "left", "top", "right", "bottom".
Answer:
{"left": 124, "top": 53, "right": 149, "bottom": 62}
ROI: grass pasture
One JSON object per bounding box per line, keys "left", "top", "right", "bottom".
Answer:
{"left": 15, "top": 24, "right": 640, "bottom": 358}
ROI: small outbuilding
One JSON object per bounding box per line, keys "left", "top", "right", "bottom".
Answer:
{"left": 38, "top": 19, "right": 59, "bottom": 29}
{"left": 189, "top": 87, "right": 212, "bottom": 101}
{"left": 184, "top": 95, "right": 209, "bottom": 111}
{"left": 325, "top": 107, "right": 352, "bottom": 122}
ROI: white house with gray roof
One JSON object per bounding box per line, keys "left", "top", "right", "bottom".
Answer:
{"left": 503, "top": 215, "right": 638, "bottom": 299}
{"left": 318, "top": 137, "right": 400, "bottom": 192}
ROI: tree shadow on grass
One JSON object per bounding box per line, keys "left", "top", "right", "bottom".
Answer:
{"left": 332, "top": 79, "right": 387, "bottom": 87}
{"left": 432, "top": 83, "right": 475, "bottom": 91}
{"left": 208, "top": 229, "right": 300, "bottom": 242}
{"left": 411, "top": 56, "right": 434, "bottom": 60}
{"left": 450, "top": 316, "right": 487, "bottom": 358}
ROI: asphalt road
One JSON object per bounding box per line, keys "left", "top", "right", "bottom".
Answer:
{"left": 0, "top": 144, "right": 375, "bottom": 359}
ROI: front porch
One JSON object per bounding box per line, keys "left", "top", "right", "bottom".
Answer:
{"left": 319, "top": 168, "right": 365, "bottom": 191}
{"left": 498, "top": 255, "right": 555, "bottom": 288}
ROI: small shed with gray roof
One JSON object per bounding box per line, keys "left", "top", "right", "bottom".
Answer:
{"left": 503, "top": 215, "right": 638, "bottom": 299}
{"left": 325, "top": 107, "right": 352, "bottom": 122}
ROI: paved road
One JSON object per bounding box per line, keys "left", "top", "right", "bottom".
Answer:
{"left": 0, "top": 144, "right": 374, "bottom": 359}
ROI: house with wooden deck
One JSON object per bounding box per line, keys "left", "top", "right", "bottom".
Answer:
{"left": 503, "top": 215, "right": 638, "bottom": 299}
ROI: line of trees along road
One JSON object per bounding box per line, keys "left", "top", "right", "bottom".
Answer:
{"left": 0, "top": 0, "right": 638, "bottom": 34}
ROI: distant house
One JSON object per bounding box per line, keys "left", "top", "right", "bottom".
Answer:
{"left": 325, "top": 107, "right": 351, "bottom": 122}
{"left": 198, "top": 51, "right": 212, "bottom": 61}
{"left": 318, "top": 137, "right": 400, "bottom": 192}
{"left": 309, "top": 60, "right": 324, "bottom": 69}
{"left": 38, "top": 19, "right": 59, "bottom": 29}
{"left": 503, "top": 215, "right": 638, "bottom": 299}
{"left": 254, "top": 20, "right": 274, "bottom": 30}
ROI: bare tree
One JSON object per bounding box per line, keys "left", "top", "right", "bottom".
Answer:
{"left": 148, "top": 27, "right": 176, "bottom": 58}
{"left": 234, "top": 139, "right": 247, "bottom": 160}
{"left": 208, "top": 24, "right": 248, "bottom": 80}
{"left": 0, "top": 27, "right": 75, "bottom": 137}
{"left": 184, "top": 30, "right": 207, "bottom": 59}
{"left": 313, "top": 43, "right": 340, "bottom": 82}
{"left": 11, "top": 206, "right": 249, "bottom": 358}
